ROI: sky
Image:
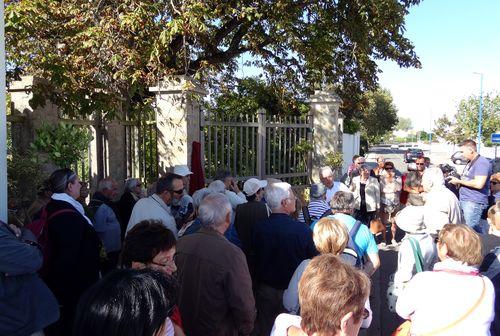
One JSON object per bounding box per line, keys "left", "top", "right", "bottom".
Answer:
{"left": 377, "top": 0, "right": 500, "bottom": 131}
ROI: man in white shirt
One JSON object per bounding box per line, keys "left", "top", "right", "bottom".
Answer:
{"left": 126, "top": 174, "right": 184, "bottom": 237}
{"left": 319, "top": 166, "right": 349, "bottom": 203}
{"left": 215, "top": 169, "right": 247, "bottom": 209}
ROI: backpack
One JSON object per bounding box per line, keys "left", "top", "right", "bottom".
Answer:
{"left": 342, "top": 220, "right": 364, "bottom": 269}
{"left": 26, "top": 206, "right": 75, "bottom": 276}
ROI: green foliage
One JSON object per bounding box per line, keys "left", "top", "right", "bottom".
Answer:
{"left": 343, "top": 118, "right": 361, "bottom": 134}
{"left": 7, "top": 151, "right": 45, "bottom": 206}
{"left": 360, "top": 88, "right": 399, "bottom": 144}
{"left": 433, "top": 115, "right": 462, "bottom": 144}
{"left": 433, "top": 94, "right": 500, "bottom": 146}
{"left": 324, "top": 151, "right": 344, "bottom": 170}
{"left": 397, "top": 117, "right": 412, "bottom": 131}
{"left": 209, "top": 77, "right": 308, "bottom": 117}
{"left": 6, "top": 0, "right": 421, "bottom": 120}
{"left": 31, "top": 122, "right": 93, "bottom": 169}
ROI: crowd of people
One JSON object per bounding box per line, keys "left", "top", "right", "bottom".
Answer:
{"left": 0, "top": 138, "right": 499, "bottom": 336}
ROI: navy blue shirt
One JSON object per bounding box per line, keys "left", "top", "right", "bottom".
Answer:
{"left": 253, "top": 213, "right": 318, "bottom": 290}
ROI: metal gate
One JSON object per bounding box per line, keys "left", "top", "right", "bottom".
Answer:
{"left": 201, "top": 108, "right": 313, "bottom": 185}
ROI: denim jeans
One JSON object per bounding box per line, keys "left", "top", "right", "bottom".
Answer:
{"left": 460, "top": 200, "right": 488, "bottom": 233}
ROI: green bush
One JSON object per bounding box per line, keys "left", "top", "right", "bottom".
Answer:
{"left": 31, "top": 122, "right": 93, "bottom": 169}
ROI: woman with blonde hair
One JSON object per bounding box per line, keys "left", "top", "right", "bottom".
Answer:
{"left": 396, "top": 224, "right": 495, "bottom": 335}
{"left": 283, "top": 217, "right": 372, "bottom": 329}
{"left": 272, "top": 254, "right": 370, "bottom": 336}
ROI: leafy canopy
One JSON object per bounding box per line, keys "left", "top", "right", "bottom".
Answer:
{"left": 360, "top": 88, "right": 399, "bottom": 144}
{"left": 433, "top": 94, "right": 500, "bottom": 146}
{"left": 6, "top": 0, "right": 421, "bottom": 119}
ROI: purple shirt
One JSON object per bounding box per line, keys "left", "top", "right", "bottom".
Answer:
{"left": 459, "top": 155, "right": 492, "bottom": 204}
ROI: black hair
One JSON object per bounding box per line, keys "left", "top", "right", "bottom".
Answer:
{"left": 120, "top": 220, "right": 177, "bottom": 268}
{"left": 74, "top": 268, "right": 177, "bottom": 336}
{"left": 48, "top": 168, "right": 77, "bottom": 193}
{"left": 352, "top": 155, "right": 360, "bottom": 163}
{"left": 156, "top": 173, "right": 182, "bottom": 194}
{"left": 245, "top": 193, "right": 258, "bottom": 202}
{"left": 214, "top": 169, "right": 232, "bottom": 181}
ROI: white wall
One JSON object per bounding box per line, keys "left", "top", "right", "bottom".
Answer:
{"left": 342, "top": 132, "right": 360, "bottom": 174}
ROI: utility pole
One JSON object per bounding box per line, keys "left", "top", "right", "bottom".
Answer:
{"left": 473, "top": 72, "right": 484, "bottom": 153}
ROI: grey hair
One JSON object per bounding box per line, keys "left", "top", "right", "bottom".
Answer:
{"left": 192, "top": 188, "right": 211, "bottom": 209}
{"left": 330, "top": 191, "right": 355, "bottom": 213}
{"left": 266, "top": 182, "right": 293, "bottom": 209}
{"left": 98, "top": 177, "right": 115, "bottom": 192}
{"left": 319, "top": 166, "right": 334, "bottom": 178}
{"left": 422, "top": 167, "right": 445, "bottom": 191}
{"left": 124, "top": 178, "right": 140, "bottom": 192}
{"left": 207, "top": 180, "right": 226, "bottom": 194}
{"left": 198, "top": 193, "right": 232, "bottom": 229}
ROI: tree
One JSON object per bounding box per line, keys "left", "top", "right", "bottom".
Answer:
{"left": 455, "top": 94, "right": 500, "bottom": 146}
{"left": 396, "top": 117, "right": 412, "bottom": 131}
{"left": 209, "top": 77, "right": 308, "bottom": 117}
{"left": 360, "top": 88, "right": 399, "bottom": 144}
{"left": 433, "top": 94, "right": 500, "bottom": 146}
{"left": 5, "top": 0, "right": 421, "bottom": 120}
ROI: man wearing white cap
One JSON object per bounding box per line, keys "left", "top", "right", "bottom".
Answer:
{"left": 235, "top": 178, "right": 270, "bottom": 281}
{"left": 171, "top": 165, "right": 195, "bottom": 228}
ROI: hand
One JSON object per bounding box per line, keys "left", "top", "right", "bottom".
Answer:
{"left": 9, "top": 224, "right": 21, "bottom": 238}
{"left": 448, "top": 176, "right": 461, "bottom": 186}
{"left": 231, "top": 180, "right": 240, "bottom": 193}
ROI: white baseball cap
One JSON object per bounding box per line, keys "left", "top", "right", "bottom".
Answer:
{"left": 243, "top": 178, "right": 268, "bottom": 196}
{"left": 173, "top": 165, "right": 193, "bottom": 177}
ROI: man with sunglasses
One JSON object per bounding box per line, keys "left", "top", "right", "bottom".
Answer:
{"left": 126, "top": 174, "right": 184, "bottom": 237}
{"left": 404, "top": 157, "right": 426, "bottom": 206}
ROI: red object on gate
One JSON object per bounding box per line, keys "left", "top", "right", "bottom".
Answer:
{"left": 189, "top": 141, "right": 205, "bottom": 195}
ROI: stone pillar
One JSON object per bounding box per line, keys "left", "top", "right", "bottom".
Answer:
{"left": 308, "top": 90, "right": 342, "bottom": 181}
{"left": 8, "top": 76, "right": 60, "bottom": 154}
{"left": 149, "top": 76, "right": 207, "bottom": 175}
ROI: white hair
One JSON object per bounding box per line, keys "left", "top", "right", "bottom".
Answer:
{"left": 98, "top": 177, "right": 115, "bottom": 192}
{"left": 192, "top": 188, "right": 211, "bottom": 209}
{"left": 266, "top": 182, "right": 293, "bottom": 209}
{"left": 198, "top": 193, "right": 232, "bottom": 229}
{"left": 124, "top": 178, "right": 140, "bottom": 192}
{"left": 207, "top": 180, "right": 226, "bottom": 194}
{"left": 319, "top": 166, "right": 334, "bottom": 178}
{"left": 422, "top": 167, "right": 445, "bottom": 192}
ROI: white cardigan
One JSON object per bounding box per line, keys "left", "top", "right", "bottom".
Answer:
{"left": 350, "top": 176, "right": 381, "bottom": 212}
{"left": 396, "top": 259, "right": 495, "bottom": 335}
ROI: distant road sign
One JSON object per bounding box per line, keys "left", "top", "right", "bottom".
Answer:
{"left": 492, "top": 133, "right": 500, "bottom": 144}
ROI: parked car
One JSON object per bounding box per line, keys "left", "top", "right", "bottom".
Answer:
{"left": 390, "top": 144, "right": 399, "bottom": 149}
{"left": 451, "top": 151, "right": 466, "bottom": 165}
{"left": 404, "top": 148, "right": 424, "bottom": 163}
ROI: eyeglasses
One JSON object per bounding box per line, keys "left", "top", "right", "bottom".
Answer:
{"left": 171, "top": 189, "right": 184, "bottom": 194}
{"left": 385, "top": 167, "right": 394, "bottom": 170}
{"left": 150, "top": 258, "right": 176, "bottom": 268}
{"left": 491, "top": 181, "right": 499, "bottom": 185}
{"left": 357, "top": 161, "right": 366, "bottom": 165}
{"left": 416, "top": 163, "right": 425, "bottom": 166}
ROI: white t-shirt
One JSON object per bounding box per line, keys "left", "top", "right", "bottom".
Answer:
{"left": 325, "top": 181, "right": 350, "bottom": 203}
{"left": 270, "top": 314, "right": 302, "bottom": 336}
{"left": 396, "top": 259, "right": 495, "bottom": 335}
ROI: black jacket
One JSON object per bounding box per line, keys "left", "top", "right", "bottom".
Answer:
{"left": 44, "top": 199, "right": 101, "bottom": 316}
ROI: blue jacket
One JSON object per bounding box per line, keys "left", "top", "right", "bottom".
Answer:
{"left": 0, "top": 222, "right": 59, "bottom": 335}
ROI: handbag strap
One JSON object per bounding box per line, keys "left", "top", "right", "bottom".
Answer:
{"left": 407, "top": 237, "right": 424, "bottom": 273}
{"left": 420, "top": 276, "right": 486, "bottom": 335}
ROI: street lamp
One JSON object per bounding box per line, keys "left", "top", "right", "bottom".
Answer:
{"left": 473, "top": 72, "right": 484, "bottom": 153}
